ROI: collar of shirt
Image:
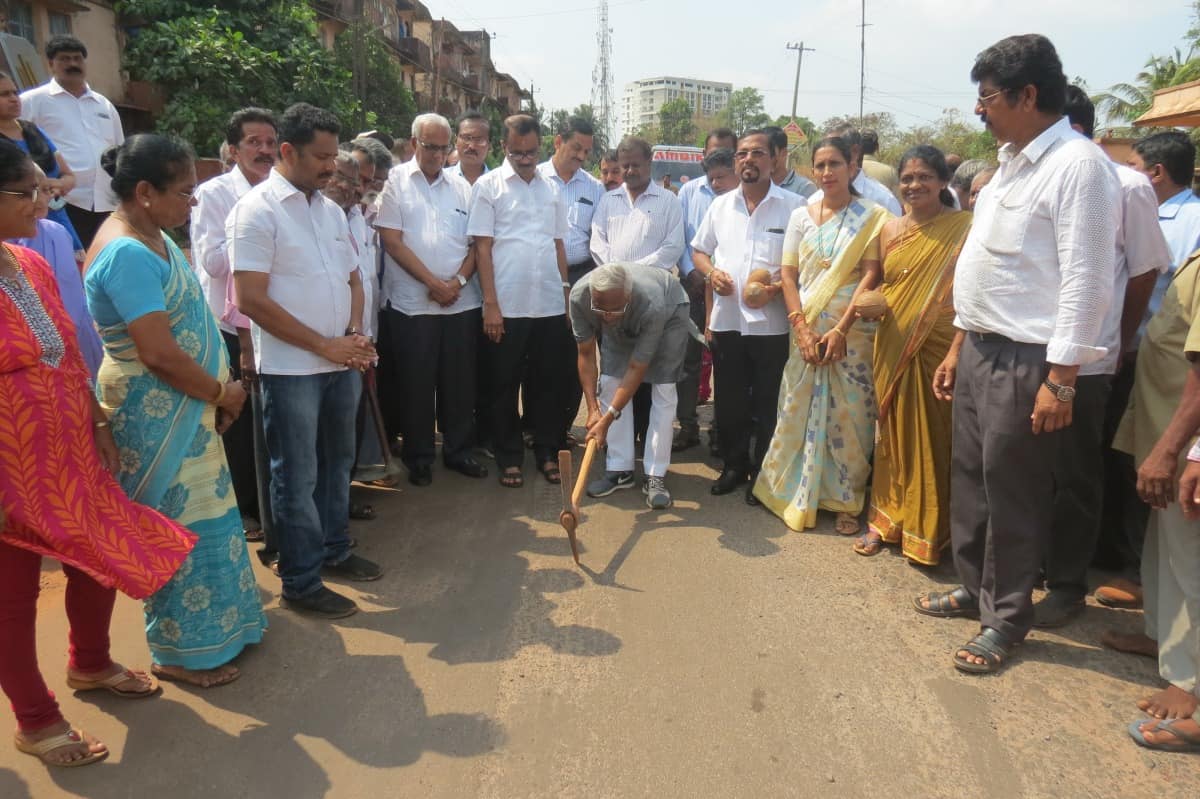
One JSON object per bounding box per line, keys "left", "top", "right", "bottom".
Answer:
{"left": 537, "top": 160, "right": 587, "bottom": 186}
{"left": 1159, "top": 187, "right": 1200, "bottom": 220}
{"left": 404, "top": 156, "right": 448, "bottom": 187}
{"left": 616, "top": 179, "right": 672, "bottom": 206}
{"left": 264, "top": 167, "right": 325, "bottom": 205}
{"left": 734, "top": 181, "right": 790, "bottom": 214}
{"left": 46, "top": 78, "right": 96, "bottom": 101}
{"left": 997, "top": 116, "right": 1073, "bottom": 168}
{"left": 228, "top": 164, "right": 255, "bottom": 197}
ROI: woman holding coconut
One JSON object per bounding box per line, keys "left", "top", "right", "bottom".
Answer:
{"left": 751, "top": 136, "right": 891, "bottom": 535}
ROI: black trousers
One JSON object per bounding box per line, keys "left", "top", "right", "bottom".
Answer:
{"left": 951, "top": 335, "right": 1060, "bottom": 642}
{"left": 1093, "top": 359, "right": 1150, "bottom": 576}
{"left": 1045, "top": 373, "right": 1112, "bottom": 597}
{"left": 64, "top": 205, "right": 108, "bottom": 251}
{"left": 482, "top": 315, "right": 576, "bottom": 469}
{"left": 220, "top": 330, "right": 259, "bottom": 522}
{"left": 388, "top": 306, "right": 480, "bottom": 467}
{"left": 675, "top": 273, "right": 707, "bottom": 436}
{"left": 375, "top": 307, "right": 404, "bottom": 444}
{"left": 712, "top": 331, "right": 789, "bottom": 474}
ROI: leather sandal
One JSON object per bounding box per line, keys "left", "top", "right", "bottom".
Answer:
{"left": 913, "top": 586, "right": 980, "bottom": 619}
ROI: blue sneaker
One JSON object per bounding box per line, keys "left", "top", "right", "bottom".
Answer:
{"left": 587, "top": 470, "right": 634, "bottom": 497}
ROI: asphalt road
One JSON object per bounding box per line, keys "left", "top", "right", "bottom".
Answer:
{"left": 2, "top": 427, "right": 1199, "bottom": 798}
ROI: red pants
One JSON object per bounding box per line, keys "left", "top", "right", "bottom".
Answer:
{"left": 0, "top": 541, "right": 116, "bottom": 732}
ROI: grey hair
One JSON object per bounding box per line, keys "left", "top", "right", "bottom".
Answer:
{"left": 334, "top": 150, "right": 358, "bottom": 171}
{"left": 411, "top": 113, "right": 452, "bottom": 141}
{"left": 350, "top": 136, "right": 393, "bottom": 173}
{"left": 950, "top": 159, "right": 995, "bottom": 193}
{"left": 591, "top": 262, "right": 633, "bottom": 295}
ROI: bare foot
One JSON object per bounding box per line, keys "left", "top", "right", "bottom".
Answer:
{"left": 1137, "top": 716, "right": 1200, "bottom": 748}
{"left": 1138, "top": 684, "right": 1199, "bottom": 719}
{"left": 1100, "top": 630, "right": 1157, "bottom": 659}
{"left": 151, "top": 663, "right": 240, "bottom": 688}
{"left": 15, "top": 720, "right": 107, "bottom": 766}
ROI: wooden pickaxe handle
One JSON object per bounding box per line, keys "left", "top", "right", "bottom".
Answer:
{"left": 571, "top": 438, "right": 599, "bottom": 516}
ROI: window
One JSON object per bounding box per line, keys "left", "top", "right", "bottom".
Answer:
{"left": 48, "top": 13, "right": 72, "bottom": 36}
{"left": 8, "top": 3, "right": 34, "bottom": 42}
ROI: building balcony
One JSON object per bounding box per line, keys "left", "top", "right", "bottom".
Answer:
{"left": 394, "top": 37, "right": 432, "bottom": 73}
{"left": 462, "top": 72, "right": 488, "bottom": 95}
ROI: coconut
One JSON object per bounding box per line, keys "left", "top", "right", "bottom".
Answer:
{"left": 743, "top": 282, "right": 772, "bottom": 308}
{"left": 854, "top": 289, "right": 888, "bottom": 319}
{"left": 747, "top": 268, "right": 773, "bottom": 285}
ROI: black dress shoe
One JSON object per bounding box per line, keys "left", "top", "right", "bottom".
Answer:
{"left": 672, "top": 430, "right": 700, "bottom": 453}
{"left": 323, "top": 553, "right": 384, "bottom": 582}
{"left": 408, "top": 464, "right": 433, "bottom": 486}
{"left": 446, "top": 456, "right": 488, "bottom": 478}
{"left": 745, "top": 481, "right": 761, "bottom": 506}
{"left": 711, "top": 469, "right": 748, "bottom": 495}
{"left": 282, "top": 586, "right": 358, "bottom": 618}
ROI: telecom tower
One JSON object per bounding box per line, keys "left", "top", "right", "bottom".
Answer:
{"left": 591, "top": 0, "right": 615, "bottom": 143}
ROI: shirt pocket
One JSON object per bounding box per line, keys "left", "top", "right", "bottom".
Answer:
{"left": 751, "top": 230, "right": 786, "bottom": 268}
{"left": 979, "top": 201, "right": 1027, "bottom": 256}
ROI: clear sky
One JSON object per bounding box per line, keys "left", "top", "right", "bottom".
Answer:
{"left": 434, "top": 0, "right": 1195, "bottom": 136}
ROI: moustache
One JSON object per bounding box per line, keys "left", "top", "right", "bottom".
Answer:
{"left": 254, "top": 156, "right": 275, "bottom": 164}
{"left": 66, "top": 67, "right": 82, "bottom": 73}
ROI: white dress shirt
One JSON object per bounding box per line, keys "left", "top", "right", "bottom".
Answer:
{"left": 190, "top": 166, "right": 254, "bottom": 335}
{"left": 445, "top": 162, "right": 488, "bottom": 183}
{"left": 955, "top": 117, "right": 1120, "bottom": 367}
{"left": 467, "top": 160, "right": 568, "bottom": 319}
{"left": 346, "top": 205, "right": 381, "bottom": 340}
{"left": 1081, "top": 164, "right": 1171, "bottom": 376}
{"left": 808, "top": 170, "right": 903, "bottom": 216}
{"left": 375, "top": 159, "right": 478, "bottom": 317}
{"left": 227, "top": 169, "right": 357, "bottom": 375}
{"left": 19, "top": 79, "right": 123, "bottom": 212}
{"left": 537, "top": 160, "right": 605, "bottom": 265}
{"left": 590, "top": 181, "right": 685, "bottom": 270}
{"left": 691, "top": 183, "right": 806, "bottom": 336}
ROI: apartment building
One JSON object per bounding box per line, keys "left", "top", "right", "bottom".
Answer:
{"left": 621, "top": 76, "right": 732, "bottom": 136}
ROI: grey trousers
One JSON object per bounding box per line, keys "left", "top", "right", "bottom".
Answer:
{"left": 1044, "top": 373, "right": 1112, "bottom": 597}
{"left": 1142, "top": 501, "right": 1200, "bottom": 712}
{"left": 951, "top": 334, "right": 1060, "bottom": 642}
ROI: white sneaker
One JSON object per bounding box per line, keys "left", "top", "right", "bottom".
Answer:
{"left": 643, "top": 475, "right": 672, "bottom": 509}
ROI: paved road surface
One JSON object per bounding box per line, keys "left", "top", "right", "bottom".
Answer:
{"left": 2, "top": 434, "right": 1198, "bottom": 798}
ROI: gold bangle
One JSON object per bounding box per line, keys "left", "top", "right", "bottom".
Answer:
{"left": 213, "top": 380, "right": 226, "bottom": 404}
{"left": 828, "top": 328, "right": 845, "bottom": 338}
{"left": 787, "top": 310, "right": 805, "bottom": 321}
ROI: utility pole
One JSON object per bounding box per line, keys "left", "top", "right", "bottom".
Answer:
{"left": 591, "top": 0, "right": 615, "bottom": 146}
{"left": 858, "top": 0, "right": 870, "bottom": 122}
{"left": 353, "top": 0, "right": 367, "bottom": 131}
{"left": 786, "top": 41, "right": 814, "bottom": 120}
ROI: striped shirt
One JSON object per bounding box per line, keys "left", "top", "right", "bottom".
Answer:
{"left": 538, "top": 160, "right": 605, "bottom": 265}
{"left": 590, "top": 181, "right": 685, "bottom": 271}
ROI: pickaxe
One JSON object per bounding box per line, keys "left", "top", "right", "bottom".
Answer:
{"left": 557, "top": 438, "right": 599, "bottom": 566}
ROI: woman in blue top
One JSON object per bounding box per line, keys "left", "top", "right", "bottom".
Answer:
{"left": 0, "top": 71, "right": 85, "bottom": 254}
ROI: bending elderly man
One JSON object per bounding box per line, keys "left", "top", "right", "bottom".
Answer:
{"left": 570, "top": 262, "right": 693, "bottom": 509}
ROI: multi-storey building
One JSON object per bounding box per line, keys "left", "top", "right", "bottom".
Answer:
{"left": 621, "top": 76, "right": 732, "bottom": 136}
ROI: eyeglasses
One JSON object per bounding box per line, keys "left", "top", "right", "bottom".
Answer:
{"left": 0, "top": 187, "right": 38, "bottom": 202}
{"left": 976, "top": 88, "right": 1008, "bottom": 107}
{"left": 418, "top": 141, "right": 451, "bottom": 153}
{"left": 734, "top": 149, "right": 770, "bottom": 161}
{"left": 590, "top": 301, "right": 628, "bottom": 316}
{"left": 507, "top": 149, "right": 540, "bottom": 161}
{"left": 176, "top": 187, "right": 197, "bottom": 199}
{"left": 457, "top": 135, "right": 489, "bottom": 146}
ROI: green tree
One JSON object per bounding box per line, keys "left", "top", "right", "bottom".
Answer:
{"left": 659, "top": 97, "right": 696, "bottom": 145}
{"left": 716, "top": 87, "right": 771, "bottom": 135}
{"left": 117, "top": 0, "right": 355, "bottom": 155}
{"left": 878, "top": 111, "right": 996, "bottom": 167}
{"left": 1093, "top": 49, "right": 1200, "bottom": 124}
{"left": 819, "top": 112, "right": 900, "bottom": 144}
{"left": 333, "top": 21, "right": 416, "bottom": 141}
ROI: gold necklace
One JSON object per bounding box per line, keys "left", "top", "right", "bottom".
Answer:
{"left": 818, "top": 200, "right": 849, "bottom": 269}
{"left": 111, "top": 211, "right": 165, "bottom": 254}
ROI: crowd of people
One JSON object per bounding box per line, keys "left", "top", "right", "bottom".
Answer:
{"left": 2, "top": 29, "right": 1200, "bottom": 768}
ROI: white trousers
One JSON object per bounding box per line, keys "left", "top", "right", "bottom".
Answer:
{"left": 1142, "top": 500, "right": 1200, "bottom": 705}
{"left": 599, "top": 374, "right": 677, "bottom": 478}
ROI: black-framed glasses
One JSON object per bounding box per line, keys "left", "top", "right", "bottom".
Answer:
{"left": 418, "top": 141, "right": 451, "bottom": 153}
{"left": 507, "top": 149, "right": 540, "bottom": 161}
{"left": 0, "top": 187, "right": 38, "bottom": 202}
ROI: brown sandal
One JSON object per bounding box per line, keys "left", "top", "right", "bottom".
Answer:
{"left": 499, "top": 468, "right": 524, "bottom": 488}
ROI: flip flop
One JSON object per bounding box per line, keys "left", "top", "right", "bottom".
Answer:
{"left": 66, "top": 668, "right": 159, "bottom": 698}
{"left": 835, "top": 513, "right": 861, "bottom": 536}
{"left": 151, "top": 664, "right": 240, "bottom": 689}
{"left": 14, "top": 728, "right": 108, "bottom": 768}
{"left": 853, "top": 532, "right": 884, "bottom": 556}
{"left": 499, "top": 468, "right": 524, "bottom": 489}
{"left": 539, "top": 460, "right": 561, "bottom": 485}
{"left": 1128, "top": 718, "right": 1200, "bottom": 752}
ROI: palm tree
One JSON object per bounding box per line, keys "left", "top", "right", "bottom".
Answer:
{"left": 1093, "top": 48, "right": 1200, "bottom": 123}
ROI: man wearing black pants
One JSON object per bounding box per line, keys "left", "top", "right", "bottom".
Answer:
{"left": 376, "top": 113, "right": 486, "bottom": 485}
{"left": 469, "top": 115, "right": 572, "bottom": 487}
{"left": 1036, "top": 88, "right": 1169, "bottom": 627}
{"left": 690, "top": 130, "right": 805, "bottom": 501}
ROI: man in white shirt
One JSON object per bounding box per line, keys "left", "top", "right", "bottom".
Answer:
{"left": 920, "top": 35, "right": 1119, "bottom": 673}
{"left": 190, "top": 107, "right": 278, "bottom": 541}
{"left": 376, "top": 113, "right": 485, "bottom": 487}
{"left": 590, "top": 136, "right": 685, "bottom": 271}
{"left": 675, "top": 129, "right": 738, "bottom": 453}
{"left": 1037, "top": 87, "right": 1171, "bottom": 627}
{"left": 445, "top": 111, "right": 491, "bottom": 186}
{"left": 20, "top": 35, "right": 124, "bottom": 248}
{"left": 231, "top": 103, "right": 382, "bottom": 619}
{"left": 692, "top": 129, "right": 805, "bottom": 501}
{"left": 468, "top": 114, "right": 571, "bottom": 488}
{"left": 806, "top": 126, "right": 902, "bottom": 216}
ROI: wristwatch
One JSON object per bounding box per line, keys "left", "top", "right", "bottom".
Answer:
{"left": 605, "top": 405, "right": 622, "bottom": 420}
{"left": 1044, "top": 378, "right": 1076, "bottom": 403}
{"left": 454, "top": 274, "right": 468, "bottom": 288}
